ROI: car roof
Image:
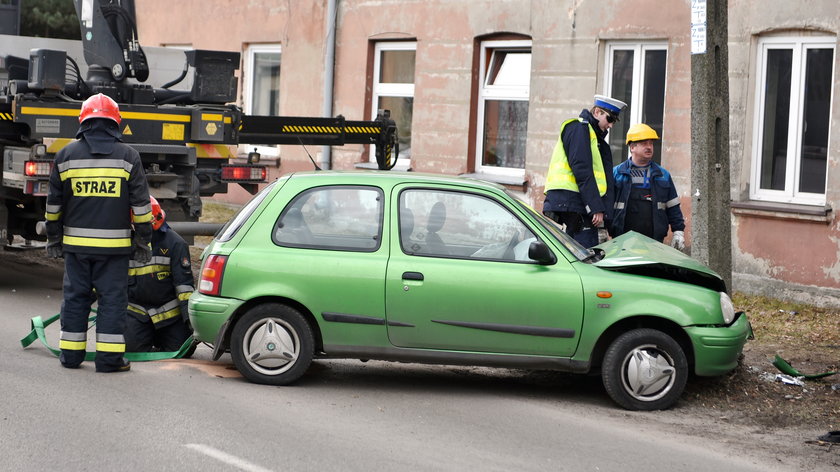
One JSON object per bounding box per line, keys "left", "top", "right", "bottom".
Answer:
{"left": 281, "top": 170, "right": 508, "bottom": 192}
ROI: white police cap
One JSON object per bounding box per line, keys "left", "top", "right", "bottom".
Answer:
{"left": 593, "top": 94, "right": 627, "bottom": 117}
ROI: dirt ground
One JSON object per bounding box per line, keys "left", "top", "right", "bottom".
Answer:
{"left": 681, "top": 340, "right": 839, "bottom": 430}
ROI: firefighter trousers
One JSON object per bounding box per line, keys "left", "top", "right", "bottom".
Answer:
{"left": 59, "top": 253, "right": 130, "bottom": 371}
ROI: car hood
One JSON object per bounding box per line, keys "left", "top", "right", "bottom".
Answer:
{"left": 593, "top": 232, "right": 726, "bottom": 293}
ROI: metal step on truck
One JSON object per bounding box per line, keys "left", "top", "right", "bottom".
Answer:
{"left": 0, "top": 0, "right": 397, "bottom": 247}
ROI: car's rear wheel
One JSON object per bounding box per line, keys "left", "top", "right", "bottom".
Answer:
{"left": 602, "top": 328, "right": 688, "bottom": 411}
{"left": 230, "top": 303, "right": 314, "bottom": 385}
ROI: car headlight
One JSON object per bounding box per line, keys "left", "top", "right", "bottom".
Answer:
{"left": 720, "top": 292, "right": 735, "bottom": 324}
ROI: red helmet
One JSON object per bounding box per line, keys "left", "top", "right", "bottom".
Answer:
{"left": 79, "top": 93, "right": 121, "bottom": 124}
{"left": 150, "top": 196, "right": 166, "bottom": 230}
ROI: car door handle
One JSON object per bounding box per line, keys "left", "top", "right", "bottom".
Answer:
{"left": 402, "top": 271, "right": 424, "bottom": 281}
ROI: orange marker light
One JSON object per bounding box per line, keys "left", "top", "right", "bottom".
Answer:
{"left": 596, "top": 291, "right": 613, "bottom": 298}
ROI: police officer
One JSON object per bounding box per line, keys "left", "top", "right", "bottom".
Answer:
{"left": 543, "top": 95, "right": 627, "bottom": 247}
{"left": 45, "top": 93, "right": 153, "bottom": 373}
{"left": 125, "top": 196, "right": 195, "bottom": 353}
{"left": 610, "top": 123, "right": 686, "bottom": 249}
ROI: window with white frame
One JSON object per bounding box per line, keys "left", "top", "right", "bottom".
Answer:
{"left": 243, "top": 44, "right": 281, "bottom": 156}
{"left": 751, "top": 36, "right": 835, "bottom": 205}
{"left": 476, "top": 40, "right": 531, "bottom": 176}
{"left": 604, "top": 42, "right": 668, "bottom": 166}
{"left": 371, "top": 41, "right": 415, "bottom": 165}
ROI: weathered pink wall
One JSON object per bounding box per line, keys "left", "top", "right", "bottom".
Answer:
{"left": 135, "top": 0, "right": 840, "bottom": 303}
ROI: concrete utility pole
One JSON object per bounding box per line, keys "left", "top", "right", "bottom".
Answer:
{"left": 690, "top": 0, "right": 732, "bottom": 290}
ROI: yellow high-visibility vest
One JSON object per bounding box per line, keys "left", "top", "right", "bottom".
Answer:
{"left": 544, "top": 118, "right": 607, "bottom": 195}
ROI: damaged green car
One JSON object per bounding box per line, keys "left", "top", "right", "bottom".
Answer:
{"left": 189, "top": 171, "right": 751, "bottom": 410}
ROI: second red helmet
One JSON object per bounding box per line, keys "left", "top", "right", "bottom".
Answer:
{"left": 150, "top": 196, "right": 166, "bottom": 230}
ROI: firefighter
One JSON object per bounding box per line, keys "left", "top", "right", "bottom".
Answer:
{"left": 124, "top": 196, "right": 195, "bottom": 353}
{"left": 45, "top": 93, "right": 153, "bottom": 373}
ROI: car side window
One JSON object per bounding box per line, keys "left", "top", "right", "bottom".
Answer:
{"left": 399, "top": 189, "right": 537, "bottom": 262}
{"left": 273, "top": 185, "right": 383, "bottom": 251}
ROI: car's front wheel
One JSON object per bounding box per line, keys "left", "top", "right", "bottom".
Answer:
{"left": 602, "top": 328, "right": 688, "bottom": 411}
{"left": 230, "top": 303, "right": 314, "bottom": 385}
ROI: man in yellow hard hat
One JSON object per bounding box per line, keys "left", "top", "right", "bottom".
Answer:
{"left": 610, "top": 123, "right": 686, "bottom": 250}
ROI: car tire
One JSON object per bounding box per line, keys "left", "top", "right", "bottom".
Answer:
{"left": 230, "top": 303, "right": 314, "bottom": 385}
{"left": 602, "top": 328, "right": 688, "bottom": 411}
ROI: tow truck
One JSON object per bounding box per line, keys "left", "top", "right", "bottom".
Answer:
{"left": 0, "top": 0, "right": 397, "bottom": 245}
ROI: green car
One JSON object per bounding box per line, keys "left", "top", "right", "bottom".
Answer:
{"left": 189, "top": 171, "right": 751, "bottom": 410}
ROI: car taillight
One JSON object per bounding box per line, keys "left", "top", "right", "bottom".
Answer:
{"left": 25, "top": 160, "right": 52, "bottom": 177}
{"left": 220, "top": 165, "right": 266, "bottom": 182}
{"left": 199, "top": 254, "right": 228, "bottom": 296}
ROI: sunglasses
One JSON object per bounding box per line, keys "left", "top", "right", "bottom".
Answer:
{"left": 605, "top": 112, "right": 618, "bottom": 124}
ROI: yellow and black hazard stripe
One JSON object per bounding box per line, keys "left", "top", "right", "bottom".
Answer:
{"left": 0, "top": 112, "right": 14, "bottom": 121}
{"left": 281, "top": 125, "right": 343, "bottom": 134}
{"left": 346, "top": 126, "right": 382, "bottom": 135}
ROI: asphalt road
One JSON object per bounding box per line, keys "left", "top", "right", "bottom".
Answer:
{"left": 0, "top": 249, "right": 828, "bottom": 471}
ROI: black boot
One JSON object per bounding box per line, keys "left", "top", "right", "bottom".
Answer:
{"left": 95, "top": 358, "right": 131, "bottom": 373}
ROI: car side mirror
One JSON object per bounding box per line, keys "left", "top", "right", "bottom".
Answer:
{"left": 528, "top": 241, "right": 556, "bottom": 265}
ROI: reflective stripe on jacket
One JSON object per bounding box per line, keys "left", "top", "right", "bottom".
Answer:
{"left": 545, "top": 118, "right": 607, "bottom": 196}
{"left": 126, "top": 226, "right": 194, "bottom": 329}
{"left": 45, "top": 138, "right": 152, "bottom": 254}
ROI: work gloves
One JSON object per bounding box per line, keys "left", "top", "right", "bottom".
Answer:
{"left": 132, "top": 239, "right": 152, "bottom": 263}
{"left": 597, "top": 228, "right": 610, "bottom": 244}
{"left": 45, "top": 220, "right": 63, "bottom": 258}
{"left": 132, "top": 221, "right": 153, "bottom": 263}
{"left": 46, "top": 240, "right": 63, "bottom": 259}
{"left": 670, "top": 230, "right": 686, "bottom": 251}
{"left": 180, "top": 301, "right": 192, "bottom": 329}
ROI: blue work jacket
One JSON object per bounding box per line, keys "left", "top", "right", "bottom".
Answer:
{"left": 610, "top": 158, "right": 685, "bottom": 241}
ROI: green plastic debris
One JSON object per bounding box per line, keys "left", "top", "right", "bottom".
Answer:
{"left": 772, "top": 354, "right": 837, "bottom": 380}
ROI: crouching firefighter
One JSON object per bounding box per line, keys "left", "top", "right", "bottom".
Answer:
{"left": 125, "top": 196, "right": 195, "bottom": 353}
{"left": 45, "top": 93, "right": 153, "bottom": 373}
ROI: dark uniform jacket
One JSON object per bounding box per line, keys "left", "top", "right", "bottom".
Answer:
{"left": 611, "top": 158, "right": 685, "bottom": 241}
{"left": 543, "top": 108, "right": 616, "bottom": 221}
{"left": 45, "top": 120, "right": 152, "bottom": 254}
{"left": 127, "top": 224, "right": 194, "bottom": 329}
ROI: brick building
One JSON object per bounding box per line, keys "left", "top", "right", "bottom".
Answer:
{"left": 136, "top": 0, "right": 839, "bottom": 305}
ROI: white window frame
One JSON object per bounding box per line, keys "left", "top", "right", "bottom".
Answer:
{"left": 370, "top": 41, "right": 416, "bottom": 166}
{"left": 475, "top": 39, "right": 531, "bottom": 177}
{"left": 242, "top": 43, "right": 282, "bottom": 157}
{"left": 604, "top": 42, "right": 668, "bottom": 151}
{"left": 750, "top": 35, "right": 835, "bottom": 206}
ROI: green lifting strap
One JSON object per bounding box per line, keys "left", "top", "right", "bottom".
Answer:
{"left": 20, "top": 312, "right": 195, "bottom": 361}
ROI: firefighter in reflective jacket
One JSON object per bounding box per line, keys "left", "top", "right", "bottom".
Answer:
{"left": 45, "top": 93, "right": 153, "bottom": 373}
{"left": 125, "top": 196, "right": 195, "bottom": 352}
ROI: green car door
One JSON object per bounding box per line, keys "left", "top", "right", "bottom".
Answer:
{"left": 385, "top": 186, "right": 584, "bottom": 357}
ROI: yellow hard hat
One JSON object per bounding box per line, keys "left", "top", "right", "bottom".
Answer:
{"left": 625, "top": 123, "right": 660, "bottom": 144}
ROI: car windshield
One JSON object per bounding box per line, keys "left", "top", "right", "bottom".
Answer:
{"left": 216, "top": 179, "right": 279, "bottom": 242}
{"left": 506, "top": 191, "right": 595, "bottom": 262}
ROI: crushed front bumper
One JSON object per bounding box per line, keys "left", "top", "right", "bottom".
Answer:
{"left": 685, "top": 311, "right": 752, "bottom": 377}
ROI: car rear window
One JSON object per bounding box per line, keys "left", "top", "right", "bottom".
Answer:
{"left": 272, "top": 185, "right": 384, "bottom": 251}
{"left": 216, "top": 180, "right": 277, "bottom": 242}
